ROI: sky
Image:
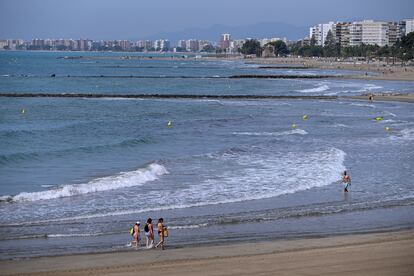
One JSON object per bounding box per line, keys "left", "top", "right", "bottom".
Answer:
{"left": 0, "top": 0, "right": 413, "bottom": 40}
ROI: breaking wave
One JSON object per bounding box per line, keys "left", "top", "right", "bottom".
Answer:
{"left": 1, "top": 163, "right": 168, "bottom": 202}
{"left": 297, "top": 84, "right": 329, "bottom": 93}
{"left": 232, "top": 129, "right": 308, "bottom": 136}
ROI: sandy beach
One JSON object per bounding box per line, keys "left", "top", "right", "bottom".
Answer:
{"left": 1, "top": 230, "right": 413, "bottom": 276}
{"left": 243, "top": 57, "right": 414, "bottom": 81}
{"left": 349, "top": 93, "right": 414, "bottom": 103}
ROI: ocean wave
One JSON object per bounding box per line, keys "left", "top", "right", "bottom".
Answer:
{"left": 384, "top": 111, "right": 397, "bottom": 117}
{"left": 352, "top": 84, "right": 383, "bottom": 93}
{"left": 350, "top": 103, "right": 376, "bottom": 108}
{"left": 1, "top": 148, "right": 346, "bottom": 224}
{"left": 1, "top": 162, "right": 168, "bottom": 202}
{"left": 168, "top": 223, "right": 208, "bottom": 230}
{"left": 398, "top": 128, "right": 414, "bottom": 141}
{"left": 331, "top": 123, "right": 349, "bottom": 128}
{"left": 0, "top": 137, "right": 151, "bottom": 166}
{"left": 232, "top": 129, "right": 308, "bottom": 136}
{"left": 0, "top": 151, "right": 40, "bottom": 166}
{"left": 297, "top": 84, "right": 329, "bottom": 93}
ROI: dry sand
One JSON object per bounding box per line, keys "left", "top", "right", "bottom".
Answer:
{"left": 244, "top": 57, "right": 414, "bottom": 81}
{"left": 1, "top": 230, "right": 414, "bottom": 276}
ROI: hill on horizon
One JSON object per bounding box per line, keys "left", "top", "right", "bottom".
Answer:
{"left": 142, "top": 22, "right": 307, "bottom": 43}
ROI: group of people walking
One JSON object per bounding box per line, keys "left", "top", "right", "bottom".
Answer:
{"left": 131, "top": 217, "right": 168, "bottom": 250}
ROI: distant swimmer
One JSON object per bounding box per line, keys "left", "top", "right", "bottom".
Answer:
{"left": 368, "top": 94, "right": 374, "bottom": 102}
{"left": 342, "top": 171, "right": 351, "bottom": 192}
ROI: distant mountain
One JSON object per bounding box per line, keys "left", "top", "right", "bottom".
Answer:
{"left": 143, "top": 22, "right": 307, "bottom": 43}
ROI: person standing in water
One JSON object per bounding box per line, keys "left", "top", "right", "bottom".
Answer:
{"left": 342, "top": 171, "right": 351, "bottom": 192}
{"left": 132, "top": 221, "right": 140, "bottom": 248}
{"left": 144, "top": 218, "right": 154, "bottom": 249}
{"left": 155, "top": 218, "right": 166, "bottom": 250}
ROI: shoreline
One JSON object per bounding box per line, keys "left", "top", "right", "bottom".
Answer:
{"left": 1, "top": 92, "right": 414, "bottom": 103}
{"left": 2, "top": 229, "right": 413, "bottom": 275}
{"left": 349, "top": 93, "right": 414, "bottom": 103}
{"left": 245, "top": 57, "right": 414, "bottom": 82}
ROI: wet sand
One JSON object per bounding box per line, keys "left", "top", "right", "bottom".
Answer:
{"left": 2, "top": 230, "right": 413, "bottom": 276}
{"left": 349, "top": 93, "right": 414, "bottom": 103}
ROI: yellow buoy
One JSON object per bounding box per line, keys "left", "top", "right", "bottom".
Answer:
{"left": 291, "top": 123, "right": 297, "bottom": 129}
{"left": 21, "top": 108, "right": 26, "bottom": 114}
{"left": 385, "top": 127, "right": 391, "bottom": 131}
{"left": 375, "top": 117, "right": 383, "bottom": 121}
{"left": 167, "top": 121, "right": 172, "bottom": 128}
{"left": 302, "top": 115, "right": 308, "bottom": 120}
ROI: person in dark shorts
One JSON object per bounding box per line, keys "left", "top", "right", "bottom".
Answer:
{"left": 342, "top": 171, "right": 351, "bottom": 192}
{"left": 144, "top": 218, "right": 154, "bottom": 248}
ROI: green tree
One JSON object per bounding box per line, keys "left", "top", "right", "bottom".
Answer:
{"left": 202, "top": 44, "right": 215, "bottom": 52}
{"left": 310, "top": 35, "right": 317, "bottom": 46}
{"left": 240, "top": 39, "right": 262, "bottom": 57}
{"left": 267, "top": 40, "right": 289, "bottom": 56}
{"left": 323, "top": 30, "right": 339, "bottom": 57}
{"left": 399, "top": 32, "right": 414, "bottom": 60}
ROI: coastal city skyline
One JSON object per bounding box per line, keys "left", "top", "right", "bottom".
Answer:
{"left": 1, "top": 18, "right": 413, "bottom": 53}
{"left": 1, "top": 0, "right": 413, "bottom": 40}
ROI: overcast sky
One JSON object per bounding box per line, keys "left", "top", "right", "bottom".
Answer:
{"left": 1, "top": 0, "right": 413, "bottom": 40}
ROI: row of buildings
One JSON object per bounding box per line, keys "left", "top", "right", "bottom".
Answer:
{"left": 308, "top": 19, "right": 414, "bottom": 47}
{"left": 218, "top": 33, "right": 288, "bottom": 53}
{"left": 1, "top": 18, "right": 413, "bottom": 52}
{"left": 0, "top": 35, "right": 284, "bottom": 53}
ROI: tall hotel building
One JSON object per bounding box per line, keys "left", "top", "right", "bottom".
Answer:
{"left": 310, "top": 19, "right": 414, "bottom": 48}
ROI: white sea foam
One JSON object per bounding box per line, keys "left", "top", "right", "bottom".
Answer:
{"left": 350, "top": 103, "right": 376, "bottom": 108}
{"left": 297, "top": 84, "right": 329, "bottom": 93}
{"left": 168, "top": 223, "right": 208, "bottom": 230}
{"left": 176, "top": 147, "right": 347, "bottom": 208}
{"left": 4, "top": 148, "right": 346, "bottom": 224}
{"left": 332, "top": 123, "right": 349, "bottom": 128}
{"left": 384, "top": 111, "right": 397, "bottom": 117}
{"left": 399, "top": 128, "right": 414, "bottom": 141}
{"left": 8, "top": 163, "right": 168, "bottom": 202}
{"left": 232, "top": 129, "right": 308, "bottom": 136}
{"left": 352, "top": 84, "right": 383, "bottom": 93}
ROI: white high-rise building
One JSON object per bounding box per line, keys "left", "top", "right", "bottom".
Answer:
{"left": 359, "top": 20, "right": 389, "bottom": 47}
{"left": 403, "top": 19, "right": 414, "bottom": 35}
{"left": 219, "top": 33, "right": 231, "bottom": 49}
{"left": 186, "top": 39, "right": 199, "bottom": 52}
{"left": 349, "top": 22, "right": 362, "bottom": 46}
{"left": 177, "top": 40, "right": 187, "bottom": 49}
{"left": 309, "top": 22, "right": 335, "bottom": 45}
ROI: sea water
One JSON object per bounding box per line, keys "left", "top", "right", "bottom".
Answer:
{"left": 0, "top": 51, "right": 413, "bottom": 259}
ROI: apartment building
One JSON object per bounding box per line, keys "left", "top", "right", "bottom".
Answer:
{"left": 219, "top": 33, "right": 231, "bottom": 49}
{"left": 401, "top": 19, "right": 414, "bottom": 35}
{"left": 309, "top": 22, "right": 335, "bottom": 46}
{"left": 315, "top": 20, "right": 407, "bottom": 48}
